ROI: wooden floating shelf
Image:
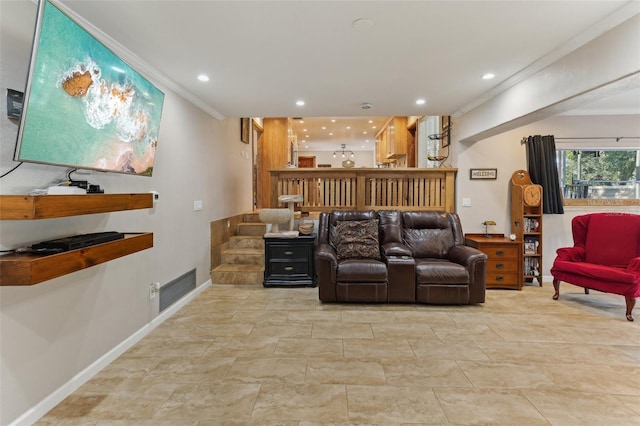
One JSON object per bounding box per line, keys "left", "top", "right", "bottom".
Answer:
{"left": 0, "top": 193, "right": 153, "bottom": 220}
{"left": 0, "top": 233, "right": 153, "bottom": 286}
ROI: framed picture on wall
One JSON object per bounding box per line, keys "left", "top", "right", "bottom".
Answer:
{"left": 470, "top": 168, "right": 497, "bottom": 180}
{"left": 240, "top": 118, "right": 250, "bottom": 144}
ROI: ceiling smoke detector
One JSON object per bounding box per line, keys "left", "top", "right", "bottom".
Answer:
{"left": 361, "top": 103, "right": 372, "bottom": 110}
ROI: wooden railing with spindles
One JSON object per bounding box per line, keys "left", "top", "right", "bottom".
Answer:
{"left": 269, "top": 168, "right": 457, "bottom": 212}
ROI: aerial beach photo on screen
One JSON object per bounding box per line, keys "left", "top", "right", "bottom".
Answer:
{"left": 15, "top": 0, "right": 164, "bottom": 176}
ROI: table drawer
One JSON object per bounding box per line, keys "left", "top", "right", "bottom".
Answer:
{"left": 486, "top": 259, "right": 518, "bottom": 273}
{"left": 268, "top": 245, "right": 308, "bottom": 259}
{"left": 483, "top": 245, "right": 519, "bottom": 259}
{"left": 486, "top": 272, "right": 520, "bottom": 287}
{"left": 269, "top": 261, "right": 309, "bottom": 275}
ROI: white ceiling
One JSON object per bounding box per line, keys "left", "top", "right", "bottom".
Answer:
{"left": 4, "top": 0, "right": 639, "bottom": 152}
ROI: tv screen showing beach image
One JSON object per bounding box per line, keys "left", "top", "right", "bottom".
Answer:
{"left": 15, "top": 0, "right": 164, "bottom": 176}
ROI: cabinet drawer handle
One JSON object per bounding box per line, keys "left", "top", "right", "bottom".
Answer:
{"left": 496, "top": 276, "right": 504, "bottom": 281}
{"left": 284, "top": 251, "right": 293, "bottom": 256}
{"left": 495, "top": 250, "right": 504, "bottom": 256}
{"left": 496, "top": 263, "right": 504, "bottom": 269}
{"left": 284, "top": 266, "right": 294, "bottom": 271}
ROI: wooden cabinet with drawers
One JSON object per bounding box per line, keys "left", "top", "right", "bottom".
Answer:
{"left": 464, "top": 234, "right": 523, "bottom": 290}
{"left": 263, "top": 233, "right": 316, "bottom": 287}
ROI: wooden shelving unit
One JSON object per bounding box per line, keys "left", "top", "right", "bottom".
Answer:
{"left": 0, "top": 193, "right": 153, "bottom": 219}
{"left": 0, "top": 233, "right": 153, "bottom": 286}
{"left": 510, "top": 170, "right": 543, "bottom": 286}
{"left": 0, "top": 193, "right": 154, "bottom": 286}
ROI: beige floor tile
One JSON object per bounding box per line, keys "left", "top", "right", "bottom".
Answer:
{"left": 154, "top": 383, "right": 260, "bottom": 421}
{"left": 44, "top": 383, "right": 177, "bottom": 421}
{"left": 311, "top": 321, "right": 373, "bottom": 338}
{"left": 343, "top": 338, "right": 416, "bottom": 359}
{"left": 36, "top": 284, "right": 640, "bottom": 425}
{"left": 523, "top": 389, "right": 640, "bottom": 425}
{"left": 306, "top": 358, "right": 387, "bottom": 385}
{"left": 382, "top": 358, "right": 472, "bottom": 387}
{"left": 145, "top": 355, "right": 235, "bottom": 384}
{"left": 408, "top": 339, "right": 490, "bottom": 361}
{"left": 371, "top": 322, "right": 439, "bottom": 339}
{"left": 225, "top": 357, "right": 308, "bottom": 383}
{"left": 457, "top": 361, "right": 555, "bottom": 389}
{"left": 286, "top": 310, "right": 341, "bottom": 322}
{"left": 340, "top": 309, "right": 398, "bottom": 323}
{"left": 346, "top": 385, "right": 447, "bottom": 424}
{"left": 252, "top": 383, "right": 348, "bottom": 423}
{"left": 250, "top": 322, "right": 312, "bottom": 338}
{"left": 478, "top": 341, "right": 640, "bottom": 365}
{"left": 434, "top": 387, "right": 549, "bottom": 425}
{"left": 274, "top": 337, "right": 344, "bottom": 357}
{"left": 205, "top": 336, "right": 278, "bottom": 357}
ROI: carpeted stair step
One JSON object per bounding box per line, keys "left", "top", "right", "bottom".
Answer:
{"left": 237, "top": 222, "right": 266, "bottom": 236}
{"left": 210, "top": 264, "right": 264, "bottom": 285}
{"left": 229, "top": 235, "right": 264, "bottom": 249}
{"left": 222, "top": 248, "right": 263, "bottom": 265}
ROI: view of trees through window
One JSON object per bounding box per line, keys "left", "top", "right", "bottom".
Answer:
{"left": 557, "top": 149, "right": 639, "bottom": 199}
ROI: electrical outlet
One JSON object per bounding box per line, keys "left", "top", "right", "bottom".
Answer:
{"left": 149, "top": 282, "right": 160, "bottom": 300}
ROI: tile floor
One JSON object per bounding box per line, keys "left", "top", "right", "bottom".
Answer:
{"left": 37, "top": 283, "right": 640, "bottom": 425}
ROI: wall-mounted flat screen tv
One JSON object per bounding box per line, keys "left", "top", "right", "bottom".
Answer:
{"left": 14, "top": 0, "right": 164, "bottom": 176}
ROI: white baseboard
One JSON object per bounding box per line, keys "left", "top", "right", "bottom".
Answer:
{"left": 10, "top": 279, "right": 212, "bottom": 426}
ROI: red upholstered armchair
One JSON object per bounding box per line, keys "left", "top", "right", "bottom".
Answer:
{"left": 550, "top": 213, "right": 640, "bottom": 321}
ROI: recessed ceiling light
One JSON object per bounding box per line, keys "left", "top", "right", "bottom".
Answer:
{"left": 368, "top": 120, "right": 373, "bottom": 124}
{"left": 331, "top": 119, "right": 336, "bottom": 123}
{"left": 305, "top": 134, "right": 309, "bottom": 138}
{"left": 366, "top": 139, "right": 370, "bottom": 143}
{"left": 329, "top": 132, "right": 333, "bottom": 136}
{"left": 371, "top": 126, "right": 376, "bottom": 129}
{"left": 296, "top": 100, "right": 305, "bottom": 106}
{"left": 346, "top": 126, "right": 351, "bottom": 130}
{"left": 482, "top": 73, "right": 495, "bottom": 80}
{"left": 322, "top": 126, "right": 327, "bottom": 130}
{"left": 300, "top": 120, "right": 304, "bottom": 124}
{"left": 303, "top": 128, "right": 307, "bottom": 132}
{"left": 305, "top": 145, "right": 309, "bottom": 149}
{"left": 197, "top": 74, "right": 210, "bottom": 82}
{"left": 416, "top": 98, "right": 426, "bottom": 105}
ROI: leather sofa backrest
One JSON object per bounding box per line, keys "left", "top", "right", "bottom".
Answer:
{"left": 579, "top": 213, "right": 640, "bottom": 268}
{"left": 377, "top": 210, "right": 403, "bottom": 245}
{"left": 401, "top": 211, "right": 464, "bottom": 258}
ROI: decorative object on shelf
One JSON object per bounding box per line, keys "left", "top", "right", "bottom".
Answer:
{"left": 332, "top": 144, "right": 354, "bottom": 159}
{"left": 298, "top": 220, "right": 314, "bottom": 235}
{"left": 278, "top": 194, "right": 303, "bottom": 231}
{"left": 342, "top": 159, "right": 355, "bottom": 168}
{"left": 258, "top": 209, "right": 298, "bottom": 237}
{"left": 482, "top": 220, "right": 496, "bottom": 237}
{"left": 240, "top": 117, "right": 250, "bottom": 143}
{"left": 470, "top": 168, "right": 497, "bottom": 180}
{"left": 428, "top": 115, "right": 452, "bottom": 148}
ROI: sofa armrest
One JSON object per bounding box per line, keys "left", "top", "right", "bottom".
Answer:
{"left": 448, "top": 245, "right": 487, "bottom": 267}
{"left": 449, "top": 245, "right": 487, "bottom": 304}
{"left": 381, "top": 242, "right": 412, "bottom": 258}
{"left": 316, "top": 243, "right": 338, "bottom": 301}
{"left": 627, "top": 257, "right": 640, "bottom": 273}
{"left": 555, "top": 246, "right": 585, "bottom": 262}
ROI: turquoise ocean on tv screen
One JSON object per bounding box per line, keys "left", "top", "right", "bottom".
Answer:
{"left": 18, "top": 0, "right": 164, "bottom": 175}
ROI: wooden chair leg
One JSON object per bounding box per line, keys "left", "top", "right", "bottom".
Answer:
{"left": 625, "top": 296, "right": 635, "bottom": 322}
{"left": 552, "top": 279, "right": 560, "bottom": 300}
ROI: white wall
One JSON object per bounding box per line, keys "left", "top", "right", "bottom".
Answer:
{"left": 455, "top": 113, "right": 640, "bottom": 281}
{"left": 0, "top": 3, "right": 252, "bottom": 424}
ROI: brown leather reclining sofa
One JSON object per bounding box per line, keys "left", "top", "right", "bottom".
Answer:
{"left": 316, "top": 210, "right": 487, "bottom": 304}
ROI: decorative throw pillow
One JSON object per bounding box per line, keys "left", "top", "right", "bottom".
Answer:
{"left": 335, "top": 219, "right": 381, "bottom": 260}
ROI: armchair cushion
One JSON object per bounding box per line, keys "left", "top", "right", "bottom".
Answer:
{"left": 334, "top": 219, "right": 381, "bottom": 260}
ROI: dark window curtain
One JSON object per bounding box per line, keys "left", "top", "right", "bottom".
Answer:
{"left": 526, "top": 135, "right": 564, "bottom": 214}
